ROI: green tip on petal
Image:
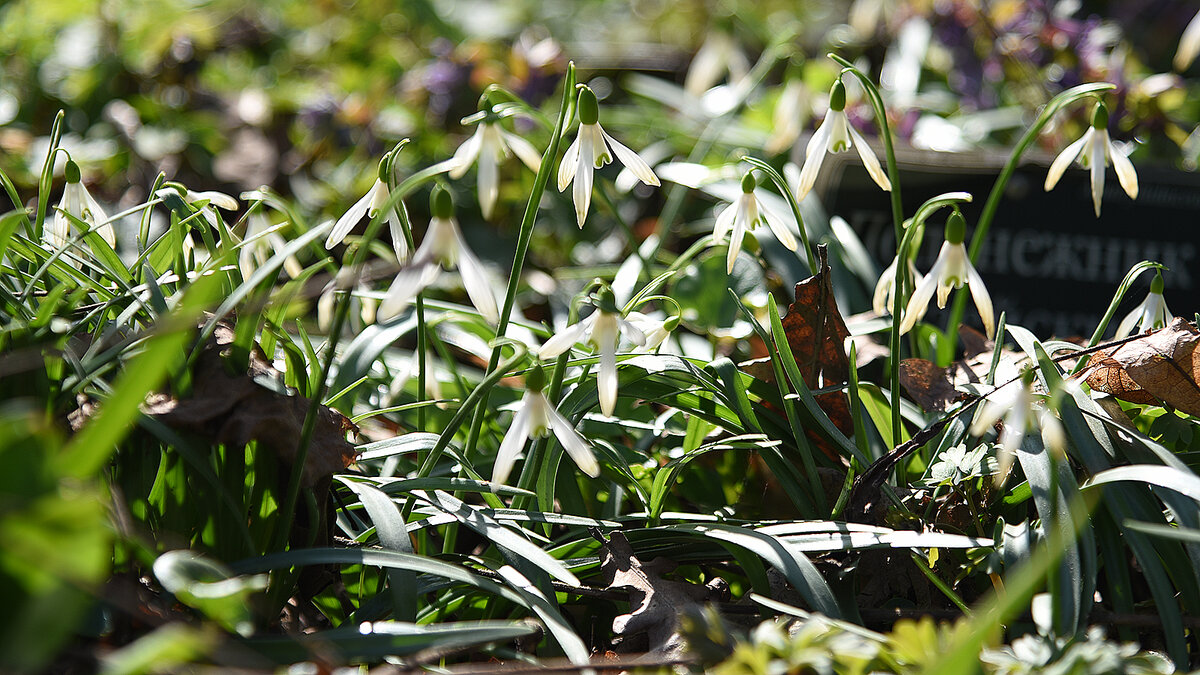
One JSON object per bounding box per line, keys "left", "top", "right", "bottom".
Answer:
{"left": 1151, "top": 271, "right": 1165, "bottom": 294}
{"left": 740, "top": 172, "right": 756, "bottom": 194}
{"left": 945, "top": 210, "right": 966, "bottom": 244}
{"left": 65, "top": 160, "right": 81, "bottom": 184}
{"left": 594, "top": 285, "right": 619, "bottom": 313}
{"left": 829, "top": 79, "right": 846, "bottom": 112}
{"left": 525, "top": 363, "right": 547, "bottom": 392}
{"left": 1092, "top": 101, "right": 1109, "bottom": 130}
{"left": 577, "top": 86, "right": 600, "bottom": 125}
{"left": 431, "top": 185, "right": 454, "bottom": 218}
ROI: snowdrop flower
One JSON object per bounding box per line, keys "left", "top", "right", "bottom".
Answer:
{"left": 684, "top": 30, "right": 750, "bottom": 99}
{"left": 1044, "top": 101, "right": 1138, "bottom": 217}
{"left": 317, "top": 269, "right": 377, "bottom": 332}
{"left": 970, "top": 373, "right": 1065, "bottom": 485}
{"left": 326, "top": 157, "right": 408, "bottom": 261}
{"left": 387, "top": 348, "right": 443, "bottom": 405}
{"left": 49, "top": 159, "right": 114, "bottom": 255}
{"left": 766, "top": 77, "right": 812, "bottom": 155}
{"left": 448, "top": 105, "right": 542, "bottom": 220}
{"left": 900, "top": 210, "right": 994, "bottom": 339}
{"left": 238, "top": 212, "right": 303, "bottom": 281}
{"left": 379, "top": 186, "right": 498, "bottom": 324}
{"left": 713, "top": 172, "right": 798, "bottom": 274}
{"left": 625, "top": 311, "right": 679, "bottom": 352}
{"left": 872, "top": 254, "right": 924, "bottom": 316}
{"left": 557, "top": 85, "right": 660, "bottom": 228}
{"left": 539, "top": 286, "right": 647, "bottom": 416}
{"left": 492, "top": 364, "right": 599, "bottom": 486}
{"left": 1114, "top": 271, "right": 1172, "bottom": 338}
{"left": 795, "top": 78, "right": 891, "bottom": 201}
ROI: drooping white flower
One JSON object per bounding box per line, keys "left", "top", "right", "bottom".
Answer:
{"left": 684, "top": 30, "right": 750, "bottom": 99}
{"left": 378, "top": 186, "right": 499, "bottom": 324}
{"left": 318, "top": 268, "right": 377, "bottom": 332}
{"left": 387, "top": 348, "right": 444, "bottom": 405}
{"left": 899, "top": 210, "right": 994, "bottom": 339}
{"left": 448, "top": 108, "right": 542, "bottom": 220}
{"left": 539, "top": 286, "right": 647, "bottom": 417}
{"left": 766, "top": 77, "right": 812, "bottom": 155}
{"left": 970, "top": 374, "right": 1065, "bottom": 485}
{"left": 872, "top": 253, "right": 924, "bottom": 316}
{"left": 1044, "top": 101, "right": 1138, "bottom": 217}
{"left": 49, "top": 159, "right": 114, "bottom": 257}
{"left": 557, "top": 85, "right": 660, "bottom": 228}
{"left": 238, "top": 211, "right": 303, "bottom": 282}
{"left": 713, "top": 172, "right": 799, "bottom": 274}
{"left": 794, "top": 78, "right": 891, "bottom": 201}
{"left": 624, "top": 311, "right": 679, "bottom": 352}
{"left": 1114, "top": 272, "right": 1172, "bottom": 338}
{"left": 326, "top": 157, "right": 409, "bottom": 261}
{"left": 492, "top": 364, "right": 599, "bottom": 486}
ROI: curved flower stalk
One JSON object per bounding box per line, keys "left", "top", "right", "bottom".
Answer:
{"left": 539, "top": 285, "right": 647, "bottom": 416}
{"left": 379, "top": 186, "right": 499, "bottom": 324}
{"left": 794, "top": 78, "right": 891, "bottom": 201}
{"left": 714, "top": 171, "right": 799, "bottom": 274}
{"left": 557, "top": 85, "right": 660, "bottom": 228}
{"left": 872, "top": 254, "right": 923, "bottom": 317}
{"left": 1114, "top": 271, "right": 1172, "bottom": 338}
{"left": 326, "top": 156, "right": 409, "bottom": 260}
{"left": 1044, "top": 101, "right": 1138, "bottom": 217}
{"left": 492, "top": 364, "right": 599, "bottom": 486}
{"left": 49, "top": 159, "right": 114, "bottom": 258}
{"left": 448, "top": 103, "right": 542, "bottom": 220}
{"left": 900, "top": 210, "right": 995, "bottom": 339}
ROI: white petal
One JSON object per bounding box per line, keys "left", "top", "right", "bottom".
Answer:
{"left": 1044, "top": 129, "right": 1091, "bottom": 191}
{"left": 966, "top": 263, "right": 995, "bottom": 339}
{"left": 503, "top": 130, "right": 543, "bottom": 173}
{"left": 326, "top": 188, "right": 374, "bottom": 248}
{"left": 477, "top": 145, "right": 500, "bottom": 220}
{"left": 601, "top": 128, "right": 660, "bottom": 186}
{"left": 1175, "top": 10, "right": 1200, "bottom": 71}
{"left": 1090, "top": 131, "right": 1107, "bottom": 217}
{"left": 712, "top": 201, "right": 738, "bottom": 243}
{"left": 539, "top": 320, "right": 590, "bottom": 358}
{"left": 448, "top": 126, "right": 484, "bottom": 179}
{"left": 1107, "top": 138, "right": 1139, "bottom": 200}
{"left": 572, "top": 142, "right": 593, "bottom": 228}
{"left": 454, "top": 232, "right": 499, "bottom": 324}
{"left": 597, "top": 341, "right": 619, "bottom": 416}
{"left": 1114, "top": 304, "right": 1142, "bottom": 339}
{"left": 759, "top": 200, "right": 798, "bottom": 251}
{"left": 379, "top": 262, "right": 441, "bottom": 321}
{"left": 557, "top": 134, "right": 581, "bottom": 191}
{"left": 726, "top": 209, "right": 747, "bottom": 274}
{"left": 899, "top": 258, "right": 942, "bottom": 335}
{"left": 873, "top": 257, "right": 899, "bottom": 316}
{"left": 188, "top": 190, "right": 239, "bottom": 210}
{"left": 493, "top": 403, "right": 534, "bottom": 485}
{"left": 618, "top": 317, "right": 648, "bottom": 347}
{"left": 847, "top": 124, "right": 891, "bottom": 192}
{"left": 546, "top": 404, "right": 599, "bottom": 477}
{"left": 795, "top": 121, "right": 832, "bottom": 200}
{"left": 387, "top": 206, "right": 410, "bottom": 262}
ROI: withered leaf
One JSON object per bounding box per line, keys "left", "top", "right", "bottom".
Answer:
{"left": 142, "top": 322, "right": 358, "bottom": 486}
{"left": 1086, "top": 318, "right": 1200, "bottom": 415}
{"left": 594, "top": 531, "right": 722, "bottom": 657}
{"left": 899, "top": 358, "right": 963, "bottom": 413}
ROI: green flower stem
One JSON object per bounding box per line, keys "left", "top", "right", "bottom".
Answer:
{"left": 937, "top": 82, "right": 1115, "bottom": 366}
{"left": 829, "top": 54, "right": 906, "bottom": 448}
{"left": 741, "top": 156, "right": 817, "bottom": 275}
{"left": 386, "top": 157, "right": 425, "bottom": 433}
{"left": 34, "top": 111, "right": 66, "bottom": 243}
{"left": 596, "top": 181, "right": 654, "bottom": 285}
{"left": 463, "top": 63, "right": 577, "bottom": 459}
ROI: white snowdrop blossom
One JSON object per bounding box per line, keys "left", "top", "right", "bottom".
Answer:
{"left": 872, "top": 254, "right": 924, "bottom": 316}
{"left": 1044, "top": 101, "right": 1138, "bottom": 217}
{"left": 238, "top": 212, "right": 303, "bottom": 281}
{"left": 1115, "top": 272, "right": 1172, "bottom": 338}
{"left": 557, "top": 85, "right": 660, "bottom": 228}
{"left": 795, "top": 79, "right": 891, "bottom": 201}
{"left": 970, "top": 374, "right": 1065, "bottom": 485}
{"left": 326, "top": 157, "right": 408, "bottom": 261}
{"left": 684, "top": 30, "right": 750, "bottom": 99}
{"left": 766, "top": 77, "right": 812, "bottom": 155}
{"left": 448, "top": 109, "right": 542, "bottom": 220}
{"left": 492, "top": 365, "right": 599, "bottom": 486}
{"left": 379, "top": 186, "right": 498, "bottom": 324}
{"left": 713, "top": 172, "right": 798, "bottom": 274}
{"left": 50, "top": 159, "right": 114, "bottom": 257}
{"left": 624, "top": 311, "right": 679, "bottom": 352}
{"left": 387, "top": 348, "right": 443, "bottom": 405}
{"left": 900, "top": 211, "right": 994, "bottom": 339}
{"left": 539, "top": 287, "right": 647, "bottom": 417}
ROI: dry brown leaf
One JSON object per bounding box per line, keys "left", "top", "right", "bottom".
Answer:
{"left": 899, "top": 359, "right": 964, "bottom": 413}
{"left": 142, "top": 321, "right": 358, "bottom": 486}
{"left": 595, "top": 531, "right": 723, "bottom": 657}
{"left": 1087, "top": 318, "right": 1200, "bottom": 415}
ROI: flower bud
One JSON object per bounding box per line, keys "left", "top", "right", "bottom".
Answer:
{"left": 1091, "top": 101, "right": 1109, "bottom": 130}
{"left": 431, "top": 185, "right": 454, "bottom": 219}
{"left": 525, "top": 363, "right": 547, "bottom": 392}
{"left": 740, "top": 171, "right": 756, "bottom": 194}
{"left": 1151, "top": 271, "right": 1165, "bottom": 295}
{"left": 829, "top": 79, "right": 846, "bottom": 112}
{"left": 65, "top": 160, "right": 81, "bottom": 184}
{"left": 945, "top": 210, "right": 966, "bottom": 245}
{"left": 594, "top": 285, "right": 619, "bottom": 313}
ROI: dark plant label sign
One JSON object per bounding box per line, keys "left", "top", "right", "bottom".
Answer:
{"left": 819, "top": 148, "right": 1200, "bottom": 339}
